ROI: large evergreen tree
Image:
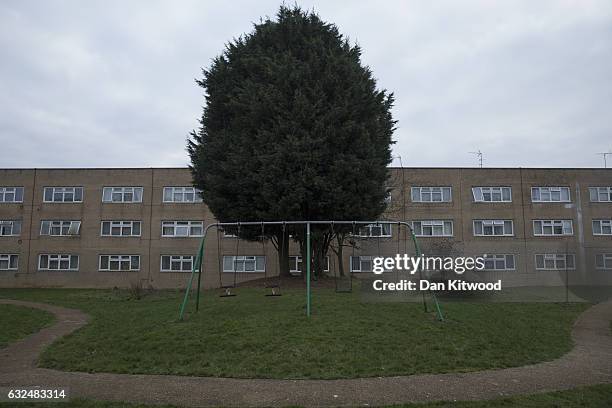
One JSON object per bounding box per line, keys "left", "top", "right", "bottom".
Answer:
{"left": 188, "top": 5, "right": 395, "bottom": 276}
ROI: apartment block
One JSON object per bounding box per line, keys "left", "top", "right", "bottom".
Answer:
{"left": 1, "top": 167, "right": 611, "bottom": 289}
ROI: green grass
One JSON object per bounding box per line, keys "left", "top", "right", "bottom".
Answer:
{"left": 0, "top": 303, "right": 54, "bottom": 348}
{"left": 1, "top": 384, "right": 611, "bottom": 407}
{"left": 0, "top": 287, "right": 588, "bottom": 379}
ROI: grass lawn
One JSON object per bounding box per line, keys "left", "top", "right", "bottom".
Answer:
{"left": 0, "top": 303, "right": 54, "bottom": 349}
{"left": 0, "top": 286, "right": 588, "bottom": 379}
{"left": 0, "top": 384, "right": 611, "bottom": 407}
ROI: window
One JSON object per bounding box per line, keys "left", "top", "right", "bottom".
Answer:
{"left": 411, "top": 220, "right": 453, "bottom": 237}
{"left": 289, "top": 256, "right": 330, "bottom": 274}
{"left": 350, "top": 256, "right": 373, "bottom": 273}
{"left": 161, "top": 221, "right": 203, "bottom": 237}
{"left": 38, "top": 254, "right": 79, "bottom": 271}
{"left": 99, "top": 255, "right": 140, "bottom": 271}
{"left": 472, "top": 187, "right": 512, "bottom": 202}
{"left": 0, "top": 187, "right": 24, "bottom": 203}
{"left": 535, "top": 254, "right": 575, "bottom": 270}
{"left": 411, "top": 187, "right": 452, "bottom": 202}
{"left": 161, "top": 255, "right": 195, "bottom": 272}
{"left": 0, "top": 254, "right": 18, "bottom": 270}
{"left": 483, "top": 254, "right": 515, "bottom": 271}
{"left": 0, "top": 220, "right": 22, "bottom": 236}
{"left": 595, "top": 254, "right": 612, "bottom": 270}
{"left": 102, "top": 187, "right": 143, "bottom": 203}
{"left": 473, "top": 220, "right": 514, "bottom": 236}
{"left": 101, "top": 221, "right": 141, "bottom": 237}
{"left": 589, "top": 187, "right": 612, "bottom": 202}
{"left": 357, "top": 223, "right": 392, "bottom": 237}
{"left": 222, "top": 256, "right": 265, "bottom": 272}
{"left": 592, "top": 219, "right": 612, "bottom": 236}
{"left": 163, "top": 187, "right": 203, "bottom": 203}
{"left": 531, "top": 186, "right": 570, "bottom": 202}
{"left": 43, "top": 187, "right": 83, "bottom": 203}
{"left": 40, "top": 220, "right": 81, "bottom": 236}
{"left": 533, "top": 220, "right": 573, "bottom": 236}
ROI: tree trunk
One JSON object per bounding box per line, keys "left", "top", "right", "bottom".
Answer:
{"left": 276, "top": 229, "right": 291, "bottom": 277}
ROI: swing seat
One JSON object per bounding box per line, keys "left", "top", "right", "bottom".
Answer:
{"left": 219, "top": 286, "right": 236, "bottom": 297}
{"left": 265, "top": 286, "right": 282, "bottom": 297}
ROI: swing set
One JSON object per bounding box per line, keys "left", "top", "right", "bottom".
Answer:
{"left": 178, "top": 220, "right": 444, "bottom": 321}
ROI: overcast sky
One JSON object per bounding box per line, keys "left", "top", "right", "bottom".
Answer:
{"left": 1, "top": 1, "right": 611, "bottom": 168}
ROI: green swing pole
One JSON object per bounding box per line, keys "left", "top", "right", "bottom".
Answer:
{"left": 178, "top": 232, "right": 206, "bottom": 321}
{"left": 306, "top": 222, "right": 311, "bottom": 317}
{"left": 194, "top": 235, "right": 206, "bottom": 311}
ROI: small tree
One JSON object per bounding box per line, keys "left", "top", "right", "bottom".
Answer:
{"left": 188, "top": 5, "right": 396, "bottom": 276}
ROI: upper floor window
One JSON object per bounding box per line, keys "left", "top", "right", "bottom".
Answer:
{"left": 161, "top": 221, "right": 203, "bottom": 237}
{"left": 101, "top": 221, "right": 141, "bottom": 237}
{"left": 38, "top": 254, "right": 79, "bottom": 271}
{"left": 596, "top": 254, "right": 612, "bottom": 270}
{"left": 40, "top": 220, "right": 81, "bottom": 236}
{"left": 99, "top": 255, "right": 140, "bottom": 272}
{"left": 533, "top": 220, "right": 573, "bottom": 236}
{"left": 531, "top": 186, "right": 570, "bottom": 203}
{"left": 472, "top": 187, "right": 511, "bottom": 202}
{"left": 535, "top": 254, "right": 575, "bottom": 270}
{"left": 43, "top": 187, "right": 83, "bottom": 203}
{"left": 102, "top": 187, "right": 143, "bottom": 203}
{"left": 222, "top": 255, "right": 265, "bottom": 272}
{"left": 411, "top": 187, "right": 451, "bottom": 203}
{"left": 161, "top": 255, "right": 194, "bottom": 272}
{"left": 0, "top": 187, "right": 24, "bottom": 203}
{"left": 482, "top": 254, "right": 515, "bottom": 271}
{"left": 411, "top": 220, "right": 453, "bottom": 237}
{"left": 473, "top": 220, "right": 514, "bottom": 236}
{"left": 593, "top": 219, "right": 612, "bottom": 236}
{"left": 0, "top": 254, "right": 18, "bottom": 271}
{"left": 357, "top": 223, "right": 392, "bottom": 238}
{"left": 0, "top": 220, "right": 21, "bottom": 236}
{"left": 589, "top": 187, "right": 612, "bottom": 202}
{"left": 163, "top": 187, "right": 203, "bottom": 203}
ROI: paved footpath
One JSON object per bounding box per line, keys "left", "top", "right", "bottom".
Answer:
{"left": 1, "top": 299, "right": 611, "bottom": 407}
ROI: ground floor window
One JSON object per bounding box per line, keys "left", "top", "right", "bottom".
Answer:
{"left": 0, "top": 254, "right": 18, "bottom": 270}
{"left": 289, "top": 255, "right": 330, "bottom": 273}
{"left": 350, "top": 256, "right": 373, "bottom": 273}
{"left": 99, "top": 255, "right": 140, "bottom": 271}
{"left": 535, "top": 254, "right": 575, "bottom": 270}
{"left": 223, "top": 256, "right": 265, "bottom": 272}
{"left": 38, "top": 254, "right": 79, "bottom": 271}
{"left": 595, "top": 254, "right": 612, "bottom": 270}
{"left": 483, "top": 254, "right": 515, "bottom": 270}
{"left": 161, "top": 255, "right": 194, "bottom": 272}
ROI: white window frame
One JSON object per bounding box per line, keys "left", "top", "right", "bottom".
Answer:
{"left": 350, "top": 256, "right": 374, "bottom": 273}
{"left": 38, "top": 254, "right": 79, "bottom": 271}
{"left": 535, "top": 254, "right": 575, "bottom": 270}
{"left": 357, "top": 223, "right": 392, "bottom": 238}
{"left": 289, "top": 255, "right": 330, "bottom": 274}
{"left": 222, "top": 256, "right": 266, "bottom": 273}
{"left": 40, "top": 220, "right": 81, "bottom": 236}
{"left": 482, "top": 254, "right": 516, "bottom": 271}
{"left": 161, "top": 221, "right": 203, "bottom": 237}
{"left": 589, "top": 187, "right": 612, "bottom": 203}
{"left": 472, "top": 186, "right": 512, "bottom": 203}
{"left": 0, "top": 254, "right": 19, "bottom": 271}
{"left": 163, "top": 186, "right": 203, "bottom": 203}
{"left": 102, "top": 187, "right": 143, "bottom": 203}
{"left": 595, "top": 254, "right": 612, "bottom": 270}
{"left": 160, "top": 255, "right": 195, "bottom": 272}
{"left": 411, "top": 186, "right": 452, "bottom": 203}
{"left": 99, "top": 255, "right": 140, "bottom": 272}
{"left": 43, "top": 187, "right": 83, "bottom": 203}
{"left": 100, "top": 221, "right": 142, "bottom": 237}
{"left": 473, "top": 220, "right": 514, "bottom": 236}
{"left": 592, "top": 219, "right": 612, "bottom": 236}
{"left": 0, "top": 220, "right": 22, "bottom": 236}
{"left": 411, "top": 220, "right": 453, "bottom": 237}
{"left": 533, "top": 220, "right": 573, "bottom": 236}
{"left": 531, "top": 186, "right": 571, "bottom": 203}
{"left": 0, "top": 187, "right": 24, "bottom": 203}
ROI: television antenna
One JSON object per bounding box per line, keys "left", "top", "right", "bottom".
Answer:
{"left": 596, "top": 151, "right": 612, "bottom": 168}
{"left": 469, "top": 150, "right": 483, "bottom": 168}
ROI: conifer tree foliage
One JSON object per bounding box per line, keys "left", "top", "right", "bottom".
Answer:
{"left": 188, "top": 5, "right": 396, "bottom": 276}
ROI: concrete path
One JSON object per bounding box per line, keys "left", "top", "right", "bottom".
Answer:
{"left": 1, "top": 299, "right": 611, "bottom": 407}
